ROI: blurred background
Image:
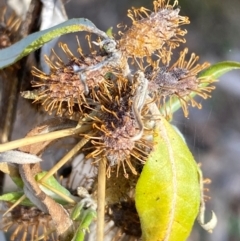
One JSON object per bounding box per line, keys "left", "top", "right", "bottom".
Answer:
{"left": 0, "top": 0, "right": 240, "bottom": 241}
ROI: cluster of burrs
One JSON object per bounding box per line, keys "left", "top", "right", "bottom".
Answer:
{"left": 0, "top": 1, "right": 218, "bottom": 241}
{"left": 26, "top": 0, "right": 215, "bottom": 178}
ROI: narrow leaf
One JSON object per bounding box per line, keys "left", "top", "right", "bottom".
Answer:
{"left": 135, "top": 117, "right": 201, "bottom": 241}
{"left": 200, "top": 61, "right": 240, "bottom": 79}
{"left": 0, "top": 18, "right": 109, "bottom": 69}
{"left": 35, "top": 172, "right": 73, "bottom": 204}
{"left": 0, "top": 191, "right": 32, "bottom": 206}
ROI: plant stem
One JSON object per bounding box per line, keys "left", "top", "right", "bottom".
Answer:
{"left": 41, "top": 182, "right": 75, "bottom": 204}
{"left": 97, "top": 157, "right": 106, "bottom": 241}
{"left": 39, "top": 137, "right": 90, "bottom": 183}
{"left": 0, "top": 127, "right": 78, "bottom": 152}
{"left": 3, "top": 194, "right": 26, "bottom": 216}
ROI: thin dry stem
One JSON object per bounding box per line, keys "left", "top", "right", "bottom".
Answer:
{"left": 3, "top": 195, "right": 26, "bottom": 217}
{"left": 97, "top": 157, "right": 106, "bottom": 241}
{"left": 0, "top": 127, "right": 78, "bottom": 152}
{"left": 39, "top": 136, "right": 91, "bottom": 183}
{"left": 40, "top": 182, "right": 75, "bottom": 204}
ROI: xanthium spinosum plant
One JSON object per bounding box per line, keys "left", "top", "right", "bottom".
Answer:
{"left": 1, "top": 0, "right": 240, "bottom": 240}
{"left": 26, "top": 0, "right": 214, "bottom": 176}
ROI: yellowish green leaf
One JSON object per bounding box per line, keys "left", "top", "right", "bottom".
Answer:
{"left": 136, "top": 117, "right": 201, "bottom": 241}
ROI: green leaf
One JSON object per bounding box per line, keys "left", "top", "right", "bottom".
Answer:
{"left": 0, "top": 191, "right": 33, "bottom": 206}
{"left": 200, "top": 61, "right": 240, "bottom": 79}
{"left": 162, "top": 61, "right": 240, "bottom": 116}
{"left": 135, "top": 117, "right": 201, "bottom": 241}
{"left": 35, "top": 172, "right": 73, "bottom": 204}
{"left": 71, "top": 201, "right": 85, "bottom": 221}
{"left": 72, "top": 209, "right": 97, "bottom": 241}
{"left": 0, "top": 18, "right": 109, "bottom": 69}
{"left": 0, "top": 171, "right": 75, "bottom": 207}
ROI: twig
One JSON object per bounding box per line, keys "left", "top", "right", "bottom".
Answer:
{"left": 0, "top": 126, "right": 78, "bottom": 152}
{"left": 39, "top": 136, "right": 91, "bottom": 183}
{"left": 3, "top": 194, "right": 26, "bottom": 216}
{"left": 97, "top": 157, "right": 106, "bottom": 241}
{"left": 41, "top": 182, "right": 76, "bottom": 204}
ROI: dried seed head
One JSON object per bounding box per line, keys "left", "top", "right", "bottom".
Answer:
{"left": 0, "top": 7, "right": 21, "bottom": 49}
{"left": 85, "top": 75, "right": 151, "bottom": 177}
{"left": 31, "top": 60, "right": 87, "bottom": 116}
{"left": 0, "top": 203, "right": 57, "bottom": 241}
{"left": 148, "top": 48, "right": 215, "bottom": 117}
{"left": 119, "top": 0, "right": 189, "bottom": 59}
{"left": 31, "top": 40, "right": 109, "bottom": 116}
